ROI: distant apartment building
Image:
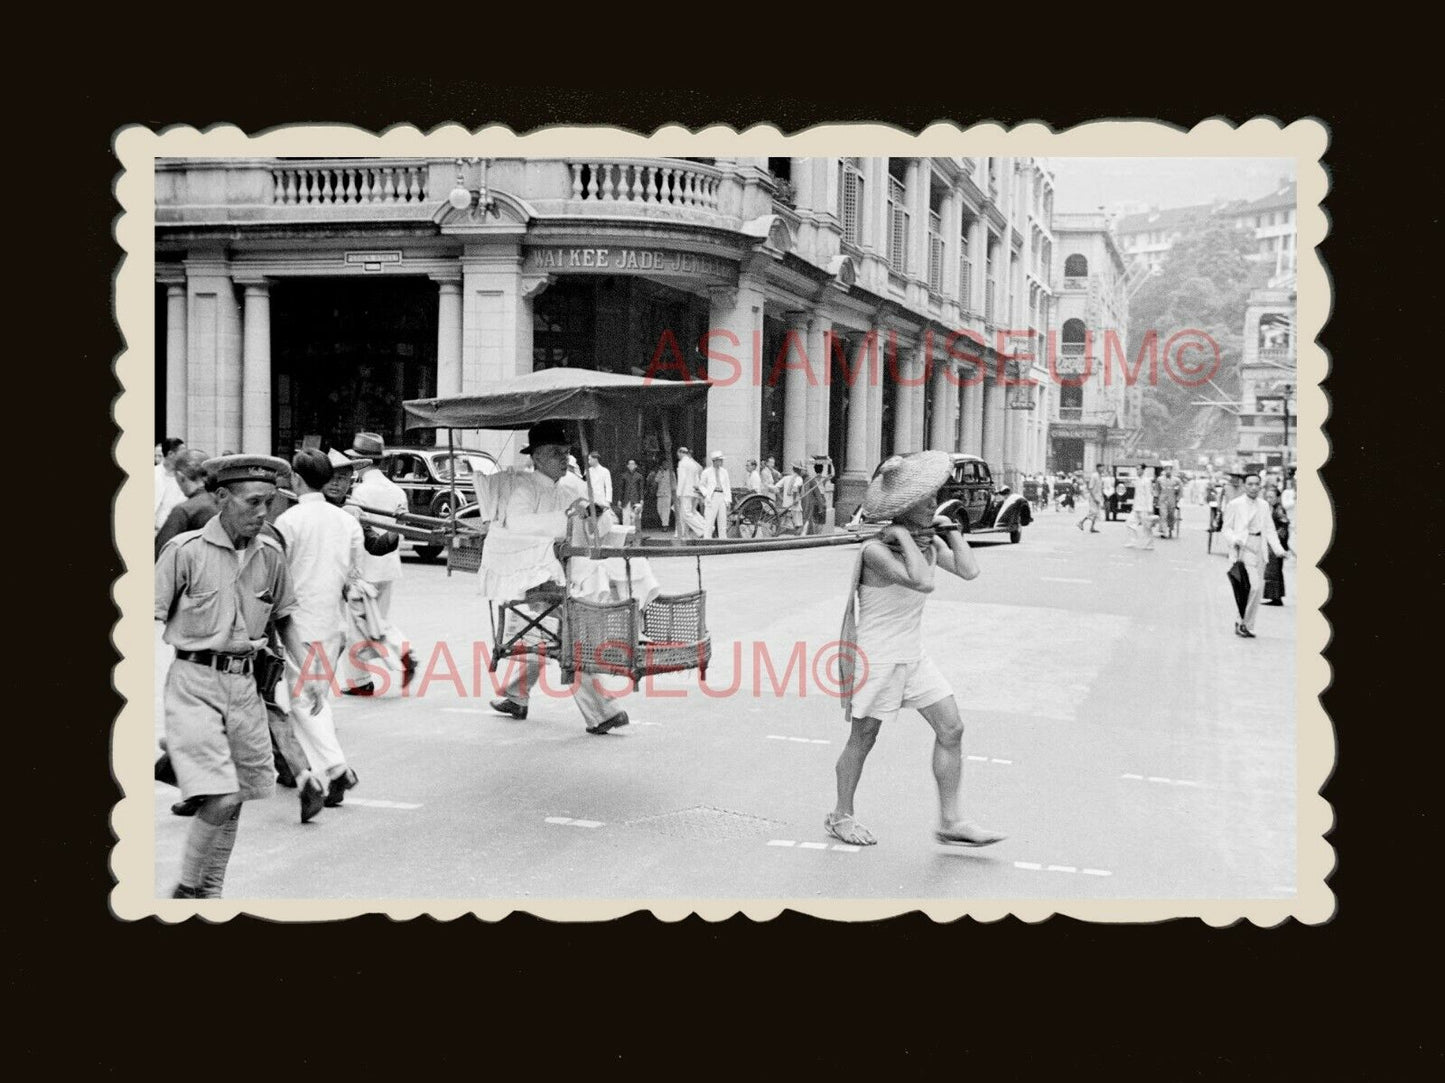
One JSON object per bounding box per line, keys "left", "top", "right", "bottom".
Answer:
{"left": 1236, "top": 286, "right": 1296, "bottom": 468}
{"left": 1047, "top": 213, "right": 1139, "bottom": 473}
{"left": 1115, "top": 180, "right": 1297, "bottom": 280}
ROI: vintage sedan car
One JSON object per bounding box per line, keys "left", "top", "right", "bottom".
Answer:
{"left": 377, "top": 447, "right": 498, "bottom": 561}
{"left": 935, "top": 454, "right": 1032, "bottom": 543}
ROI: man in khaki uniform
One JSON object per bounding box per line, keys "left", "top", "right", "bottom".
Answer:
{"left": 155, "top": 455, "right": 321, "bottom": 898}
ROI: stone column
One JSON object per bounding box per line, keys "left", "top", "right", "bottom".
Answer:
{"left": 706, "top": 278, "right": 765, "bottom": 467}
{"left": 434, "top": 274, "right": 463, "bottom": 397}
{"left": 162, "top": 279, "right": 187, "bottom": 440}
{"left": 892, "top": 341, "right": 914, "bottom": 457}
{"left": 981, "top": 359, "right": 1006, "bottom": 468}
{"left": 911, "top": 339, "right": 929, "bottom": 452}
{"left": 843, "top": 335, "right": 871, "bottom": 478}
{"left": 906, "top": 158, "right": 927, "bottom": 280}
{"left": 782, "top": 311, "right": 810, "bottom": 470}
{"left": 805, "top": 316, "right": 833, "bottom": 460}
{"left": 930, "top": 345, "right": 956, "bottom": 450}
{"left": 183, "top": 252, "right": 242, "bottom": 455}
{"left": 433, "top": 273, "right": 463, "bottom": 447}
{"left": 459, "top": 243, "right": 535, "bottom": 464}
{"left": 970, "top": 217, "right": 989, "bottom": 315}
{"left": 239, "top": 279, "right": 271, "bottom": 455}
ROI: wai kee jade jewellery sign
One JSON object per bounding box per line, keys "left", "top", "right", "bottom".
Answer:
{"left": 527, "top": 246, "right": 734, "bottom": 284}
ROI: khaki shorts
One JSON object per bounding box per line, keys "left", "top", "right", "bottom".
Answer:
{"left": 849, "top": 656, "right": 953, "bottom": 725}
{"left": 164, "top": 660, "right": 276, "bottom": 802}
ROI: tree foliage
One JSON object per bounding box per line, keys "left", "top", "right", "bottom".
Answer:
{"left": 1127, "top": 220, "right": 1268, "bottom": 456}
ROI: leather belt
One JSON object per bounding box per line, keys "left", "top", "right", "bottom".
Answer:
{"left": 1249, "top": 532, "right": 1262, "bottom": 536}
{"left": 176, "top": 649, "right": 255, "bottom": 675}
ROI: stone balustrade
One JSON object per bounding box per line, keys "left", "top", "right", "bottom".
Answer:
{"left": 270, "top": 160, "right": 428, "bottom": 206}
{"left": 566, "top": 158, "right": 723, "bottom": 214}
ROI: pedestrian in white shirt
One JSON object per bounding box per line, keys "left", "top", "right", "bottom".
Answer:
{"left": 777, "top": 461, "right": 805, "bottom": 532}
{"left": 155, "top": 436, "right": 188, "bottom": 533}
{"left": 275, "top": 449, "right": 366, "bottom": 808}
{"left": 698, "top": 451, "right": 733, "bottom": 538}
{"left": 585, "top": 451, "right": 613, "bottom": 512}
{"left": 1221, "top": 472, "right": 1288, "bottom": 638}
{"left": 339, "top": 434, "right": 419, "bottom": 695}
{"left": 746, "top": 459, "right": 763, "bottom": 495}
{"left": 674, "top": 447, "right": 706, "bottom": 539}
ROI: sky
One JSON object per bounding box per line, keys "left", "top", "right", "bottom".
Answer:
{"left": 1047, "top": 158, "right": 1295, "bottom": 214}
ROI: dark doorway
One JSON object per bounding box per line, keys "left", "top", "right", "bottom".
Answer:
{"left": 533, "top": 275, "right": 709, "bottom": 527}
{"left": 271, "top": 277, "right": 438, "bottom": 456}
{"left": 828, "top": 332, "right": 858, "bottom": 475}
{"left": 759, "top": 314, "right": 788, "bottom": 466}
{"left": 1053, "top": 437, "right": 1084, "bottom": 473}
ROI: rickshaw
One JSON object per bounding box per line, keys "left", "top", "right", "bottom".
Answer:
{"left": 728, "top": 491, "right": 783, "bottom": 538}
{"left": 403, "top": 368, "right": 714, "bottom": 685}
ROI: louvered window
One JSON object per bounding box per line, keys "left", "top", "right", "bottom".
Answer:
{"left": 838, "top": 158, "right": 864, "bottom": 247}
{"left": 887, "top": 175, "right": 909, "bottom": 272}
{"left": 927, "top": 210, "right": 943, "bottom": 293}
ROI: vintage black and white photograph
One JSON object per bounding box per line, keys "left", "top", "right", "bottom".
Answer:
{"left": 112, "top": 122, "right": 1331, "bottom": 920}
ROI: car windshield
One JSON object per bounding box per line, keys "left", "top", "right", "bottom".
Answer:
{"left": 432, "top": 453, "right": 496, "bottom": 481}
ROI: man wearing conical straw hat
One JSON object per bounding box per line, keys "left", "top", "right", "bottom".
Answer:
{"left": 827, "top": 451, "right": 1007, "bottom": 849}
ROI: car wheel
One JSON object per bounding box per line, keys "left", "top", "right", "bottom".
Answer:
{"left": 415, "top": 545, "right": 443, "bottom": 563}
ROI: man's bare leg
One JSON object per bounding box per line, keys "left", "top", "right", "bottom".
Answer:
{"left": 827, "top": 717, "right": 881, "bottom": 845}
{"left": 920, "top": 697, "right": 1005, "bottom": 846}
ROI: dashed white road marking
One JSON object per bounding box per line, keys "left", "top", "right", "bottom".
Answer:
{"left": 544, "top": 817, "right": 604, "bottom": 828}
{"left": 1122, "top": 774, "right": 1204, "bottom": 787}
{"left": 1015, "top": 861, "right": 1112, "bottom": 877}
{"left": 1041, "top": 577, "right": 1093, "bottom": 584}
{"left": 767, "top": 840, "right": 864, "bottom": 853}
{"left": 966, "top": 755, "right": 1013, "bottom": 765}
{"left": 343, "top": 798, "right": 422, "bottom": 810}
{"left": 766, "top": 735, "right": 832, "bottom": 745}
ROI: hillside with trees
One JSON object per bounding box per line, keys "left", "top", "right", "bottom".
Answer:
{"left": 1127, "top": 220, "right": 1269, "bottom": 458}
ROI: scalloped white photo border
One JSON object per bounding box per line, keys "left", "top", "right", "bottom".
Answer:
{"left": 110, "top": 118, "right": 1332, "bottom": 924}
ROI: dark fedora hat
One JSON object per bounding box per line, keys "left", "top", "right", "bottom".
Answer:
{"left": 520, "top": 420, "right": 570, "bottom": 456}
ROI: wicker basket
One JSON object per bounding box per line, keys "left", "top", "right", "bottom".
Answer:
{"left": 448, "top": 532, "right": 485, "bottom": 574}
{"left": 639, "top": 590, "right": 710, "bottom": 678}
{"left": 562, "top": 596, "right": 638, "bottom": 676}
{"left": 559, "top": 590, "right": 710, "bottom": 680}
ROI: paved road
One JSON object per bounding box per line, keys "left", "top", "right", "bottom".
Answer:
{"left": 152, "top": 501, "right": 1297, "bottom": 901}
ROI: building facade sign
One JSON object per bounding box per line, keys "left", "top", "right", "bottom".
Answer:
{"left": 526, "top": 245, "right": 734, "bottom": 284}
{"left": 344, "top": 250, "right": 403, "bottom": 272}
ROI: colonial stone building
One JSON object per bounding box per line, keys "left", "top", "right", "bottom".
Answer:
{"left": 155, "top": 155, "right": 1053, "bottom": 515}
{"left": 1237, "top": 286, "right": 1296, "bottom": 469}
{"left": 1047, "top": 213, "right": 1138, "bottom": 473}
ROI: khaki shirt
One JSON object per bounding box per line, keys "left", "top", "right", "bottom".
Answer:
{"left": 155, "top": 516, "right": 298, "bottom": 652}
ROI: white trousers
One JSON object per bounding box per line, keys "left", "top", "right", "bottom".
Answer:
{"left": 701, "top": 494, "right": 729, "bottom": 538}
{"left": 677, "top": 495, "right": 706, "bottom": 539}
{"left": 1237, "top": 540, "right": 1266, "bottom": 631}
{"left": 288, "top": 630, "right": 347, "bottom": 775}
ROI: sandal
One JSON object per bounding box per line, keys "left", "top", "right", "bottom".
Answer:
{"left": 935, "top": 820, "right": 1006, "bottom": 847}
{"left": 824, "top": 811, "right": 877, "bottom": 846}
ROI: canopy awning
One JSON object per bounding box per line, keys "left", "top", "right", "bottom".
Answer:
{"left": 403, "top": 367, "right": 709, "bottom": 430}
